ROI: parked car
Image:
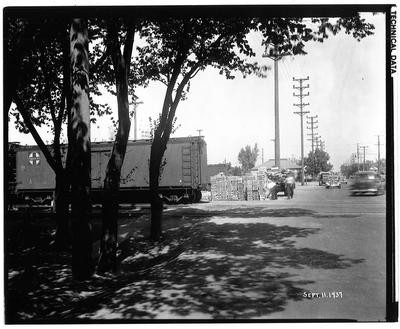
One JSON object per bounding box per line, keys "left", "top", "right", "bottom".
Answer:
{"left": 350, "top": 171, "right": 385, "bottom": 196}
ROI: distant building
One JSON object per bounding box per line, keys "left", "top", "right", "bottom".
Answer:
{"left": 256, "top": 158, "right": 301, "bottom": 171}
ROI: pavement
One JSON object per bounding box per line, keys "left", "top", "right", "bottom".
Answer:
{"left": 6, "top": 182, "right": 388, "bottom": 322}
{"left": 98, "top": 182, "right": 387, "bottom": 321}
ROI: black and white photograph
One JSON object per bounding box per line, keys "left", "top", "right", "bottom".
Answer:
{"left": 3, "top": 1, "right": 398, "bottom": 323}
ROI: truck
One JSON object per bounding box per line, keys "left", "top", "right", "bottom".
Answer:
{"left": 11, "top": 136, "right": 208, "bottom": 206}
{"left": 318, "top": 171, "right": 330, "bottom": 186}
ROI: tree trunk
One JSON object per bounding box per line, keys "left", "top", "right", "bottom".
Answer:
{"left": 97, "top": 21, "right": 134, "bottom": 273}
{"left": 147, "top": 57, "right": 193, "bottom": 240}
{"left": 98, "top": 122, "right": 130, "bottom": 272}
{"left": 54, "top": 171, "right": 71, "bottom": 250}
{"left": 69, "top": 18, "right": 93, "bottom": 280}
{"left": 149, "top": 135, "right": 166, "bottom": 241}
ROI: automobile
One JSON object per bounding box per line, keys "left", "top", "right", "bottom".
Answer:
{"left": 350, "top": 171, "right": 385, "bottom": 196}
{"left": 318, "top": 171, "right": 330, "bottom": 186}
{"left": 326, "top": 175, "right": 341, "bottom": 189}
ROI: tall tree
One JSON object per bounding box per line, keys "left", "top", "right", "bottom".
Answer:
{"left": 97, "top": 19, "right": 137, "bottom": 272}
{"left": 238, "top": 144, "right": 259, "bottom": 173}
{"left": 304, "top": 149, "right": 333, "bottom": 177}
{"left": 137, "top": 17, "right": 263, "bottom": 240}
{"left": 7, "top": 17, "right": 73, "bottom": 250}
{"left": 7, "top": 16, "right": 112, "bottom": 251}
{"left": 340, "top": 163, "right": 360, "bottom": 178}
{"left": 69, "top": 18, "right": 93, "bottom": 280}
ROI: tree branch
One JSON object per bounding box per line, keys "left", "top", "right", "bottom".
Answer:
{"left": 38, "top": 47, "right": 57, "bottom": 125}
{"left": 91, "top": 46, "right": 111, "bottom": 74}
{"left": 160, "top": 62, "right": 200, "bottom": 145}
{"left": 156, "top": 56, "right": 184, "bottom": 141}
{"left": 122, "top": 21, "right": 135, "bottom": 65}
{"left": 14, "top": 94, "right": 58, "bottom": 173}
{"left": 106, "top": 21, "right": 122, "bottom": 73}
{"left": 57, "top": 31, "right": 71, "bottom": 130}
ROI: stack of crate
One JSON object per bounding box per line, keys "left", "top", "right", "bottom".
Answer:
{"left": 210, "top": 172, "right": 272, "bottom": 201}
{"left": 251, "top": 176, "right": 260, "bottom": 200}
{"left": 237, "top": 180, "right": 245, "bottom": 201}
{"left": 228, "top": 176, "right": 240, "bottom": 201}
{"left": 244, "top": 176, "right": 252, "bottom": 200}
{"left": 210, "top": 174, "right": 225, "bottom": 201}
{"left": 243, "top": 176, "right": 258, "bottom": 201}
{"left": 225, "top": 177, "right": 232, "bottom": 200}
{"left": 257, "top": 172, "right": 268, "bottom": 200}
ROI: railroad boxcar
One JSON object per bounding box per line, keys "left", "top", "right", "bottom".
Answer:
{"left": 12, "top": 136, "right": 207, "bottom": 205}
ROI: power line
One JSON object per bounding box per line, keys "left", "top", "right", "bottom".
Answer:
{"left": 130, "top": 98, "right": 143, "bottom": 140}
{"left": 293, "top": 76, "right": 310, "bottom": 186}
{"left": 306, "top": 115, "right": 318, "bottom": 153}
{"left": 375, "top": 135, "right": 384, "bottom": 173}
{"left": 306, "top": 114, "right": 318, "bottom": 179}
{"left": 359, "top": 145, "right": 368, "bottom": 171}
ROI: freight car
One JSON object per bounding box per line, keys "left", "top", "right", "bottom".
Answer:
{"left": 10, "top": 136, "right": 207, "bottom": 206}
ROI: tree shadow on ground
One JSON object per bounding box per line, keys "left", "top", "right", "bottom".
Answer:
{"left": 165, "top": 206, "right": 361, "bottom": 220}
{"left": 6, "top": 206, "right": 364, "bottom": 322}
{"left": 165, "top": 207, "right": 317, "bottom": 219}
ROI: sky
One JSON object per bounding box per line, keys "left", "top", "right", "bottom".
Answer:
{"left": 7, "top": 12, "right": 387, "bottom": 171}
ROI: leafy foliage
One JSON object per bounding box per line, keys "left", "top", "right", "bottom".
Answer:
{"left": 226, "top": 163, "right": 243, "bottom": 176}
{"left": 147, "top": 114, "right": 180, "bottom": 141}
{"left": 340, "top": 158, "right": 386, "bottom": 177}
{"left": 8, "top": 18, "right": 68, "bottom": 134}
{"left": 259, "top": 16, "right": 374, "bottom": 57}
{"left": 304, "top": 149, "right": 333, "bottom": 177}
{"left": 340, "top": 163, "right": 360, "bottom": 178}
{"left": 135, "top": 17, "right": 266, "bottom": 89}
{"left": 238, "top": 144, "right": 259, "bottom": 173}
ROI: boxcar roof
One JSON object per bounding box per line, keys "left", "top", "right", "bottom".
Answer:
{"left": 11, "top": 136, "right": 206, "bottom": 151}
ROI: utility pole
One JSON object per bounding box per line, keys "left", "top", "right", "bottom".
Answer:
{"left": 293, "top": 76, "right": 310, "bottom": 186}
{"left": 320, "top": 140, "right": 325, "bottom": 152}
{"left": 356, "top": 143, "right": 360, "bottom": 171}
{"left": 306, "top": 115, "right": 318, "bottom": 179}
{"left": 375, "top": 135, "right": 383, "bottom": 173}
{"left": 306, "top": 115, "right": 318, "bottom": 153}
{"left": 360, "top": 145, "right": 368, "bottom": 171}
{"left": 197, "top": 129, "right": 202, "bottom": 136}
{"left": 315, "top": 136, "right": 321, "bottom": 150}
{"left": 262, "top": 148, "right": 264, "bottom": 164}
{"left": 263, "top": 46, "right": 290, "bottom": 169}
{"left": 131, "top": 98, "right": 143, "bottom": 140}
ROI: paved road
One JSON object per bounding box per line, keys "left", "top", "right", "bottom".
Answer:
{"left": 6, "top": 182, "right": 388, "bottom": 322}
{"left": 164, "top": 183, "right": 387, "bottom": 320}
{"left": 77, "top": 183, "right": 387, "bottom": 321}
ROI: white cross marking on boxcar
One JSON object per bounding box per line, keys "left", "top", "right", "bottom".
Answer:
{"left": 28, "top": 152, "right": 41, "bottom": 166}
